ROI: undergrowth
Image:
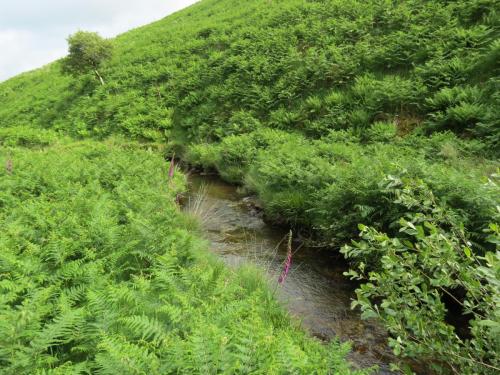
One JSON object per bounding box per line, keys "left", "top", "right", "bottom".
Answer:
{"left": 0, "top": 139, "right": 364, "bottom": 374}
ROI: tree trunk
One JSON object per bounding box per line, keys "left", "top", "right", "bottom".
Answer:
{"left": 94, "top": 69, "right": 105, "bottom": 85}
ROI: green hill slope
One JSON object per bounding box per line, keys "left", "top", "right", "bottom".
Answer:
{"left": 1, "top": 0, "right": 499, "bottom": 373}
{"left": 1, "top": 0, "right": 498, "bottom": 243}
{"left": 1, "top": 0, "right": 498, "bottom": 145}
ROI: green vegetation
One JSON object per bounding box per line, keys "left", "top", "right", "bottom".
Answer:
{"left": 61, "top": 31, "right": 113, "bottom": 85}
{"left": 0, "top": 137, "right": 362, "bottom": 374}
{"left": 0, "top": 0, "right": 499, "bottom": 373}
{"left": 343, "top": 178, "right": 499, "bottom": 374}
{"left": 1, "top": 0, "right": 499, "bottom": 146}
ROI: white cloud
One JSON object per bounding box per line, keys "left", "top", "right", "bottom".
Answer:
{"left": 0, "top": 0, "right": 198, "bottom": 82}
{"left": 0, "top": 29, "right": 66, "bottom": 80}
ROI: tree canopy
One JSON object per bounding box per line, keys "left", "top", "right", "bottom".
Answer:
{"left": 61, "top": 31, "right": 113, "bottom": 85}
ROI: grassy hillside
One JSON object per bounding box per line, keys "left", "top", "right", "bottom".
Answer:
{"left": 0, "top": 0, "right": 498, "bottom": 242}
{"left": 0, "top": 0, "right": 498, "bottom": 146}
{"left": 0, "top": 0, "right": 499, "bottom": 373}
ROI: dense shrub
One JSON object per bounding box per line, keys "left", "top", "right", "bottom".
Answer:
{"left": 342, "top": 178, "right": 499, "bottom": 374}
{"left": 0, "top": 126, "right": 64, "bottom": 147}
{"left": 187, "top": 129, "right": 303, "bottom": 182}
{"left": 188, "top": 127, "right": 497, "bottom": 249}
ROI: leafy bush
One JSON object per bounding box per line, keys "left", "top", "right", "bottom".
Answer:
{"left": 426, "top": 86, "right": 488, "bottom": 132}
{"left": 0, "top": 126, "right": 64, "bottom": 147}
{"left": 342, "top": 178, "right": 499, "bottom": 374}
{"left": 361, "top": 122, "right": 398, "bottom": 143}
{"left": 351, "top": 74, "right": 427, "bottom": 116}
{"left": 187, "top": 129, "right": 302, "bottom": 182}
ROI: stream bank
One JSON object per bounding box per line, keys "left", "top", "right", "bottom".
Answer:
{"left": 183, "top": 172, "right": 397, "bottom": 374}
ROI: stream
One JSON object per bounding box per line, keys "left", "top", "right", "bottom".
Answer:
{"left": 184, "top": 173, "right": 396, "bottom": 374}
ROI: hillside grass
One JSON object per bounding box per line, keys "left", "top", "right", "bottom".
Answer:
{"left": 0, "top": 0, "right": 498, "bottom": 148}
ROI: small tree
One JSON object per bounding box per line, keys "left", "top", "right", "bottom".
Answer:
{"left": 61, "top": 31, "right": 113, "bottom": 85}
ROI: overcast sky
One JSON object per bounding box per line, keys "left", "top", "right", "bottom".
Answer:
{"left": 0, "top": 0, "right": 198, "bottom": 82}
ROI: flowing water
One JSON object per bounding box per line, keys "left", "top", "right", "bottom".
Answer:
{"left": 184, "top": 173, "right": 396, "bottom": 374}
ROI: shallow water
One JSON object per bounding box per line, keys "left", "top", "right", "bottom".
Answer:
{"left": 184, "top": 173, "right": 396, "bottom": 374}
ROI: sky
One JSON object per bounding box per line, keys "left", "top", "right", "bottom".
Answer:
{"left": 0, "top": 0, "right": 198, "bottom": 82}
